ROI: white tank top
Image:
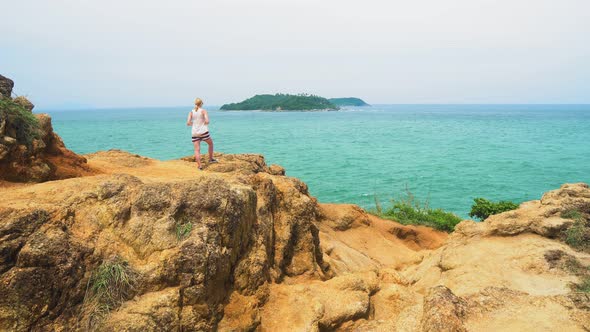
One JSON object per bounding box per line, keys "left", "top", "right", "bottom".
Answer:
{"left": 191, "top": 108, "right": 209, "bottom": 136}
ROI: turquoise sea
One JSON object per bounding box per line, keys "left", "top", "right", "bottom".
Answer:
{"left": 46, "top": 104, "right": 590, "bottom": 218}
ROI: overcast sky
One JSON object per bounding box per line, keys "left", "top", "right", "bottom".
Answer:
{"left": 2, "top": 0, "right": 589, "bottom": 109}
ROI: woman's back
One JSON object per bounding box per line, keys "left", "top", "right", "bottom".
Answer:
{"left": 191, "top": 108, "right": 208, "bottom": 136}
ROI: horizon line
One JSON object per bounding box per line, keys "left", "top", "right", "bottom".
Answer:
{"left": 36, "top": 103, "right": 590, "bottom": 112}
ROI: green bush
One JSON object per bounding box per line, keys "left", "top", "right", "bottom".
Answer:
{"left": 378, "top": 192, "right": 462, "bottom": 232}
{"left": 468, "top": 198, "right": 519, "bottom": 221}
{"left": 0, "top": 98, "right": 39, "bottom": 145}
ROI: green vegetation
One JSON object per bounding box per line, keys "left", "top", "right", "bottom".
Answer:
{"left": 328, "top": 97, "right": 369, "bottom": 107}
{"left": 565, "top": 220, "right": 587, "bottom": 248}
{"left": 82, "top": 257, "right": 137, "bottom": 326}
{"left": 220, "top": 93, "right": 339, "bottom": 111}
{"left": 376, "top": 191, "right": 462, "bottom": 232}
{"left": 468, "top": 198, "right": 519, "bottom": 221}
{"left": 0, "top": 97, "right": 39, "bottom": 145}
{"left": 561, "top": 208, "right": 583, "bottom": 221}
{"left": 561, "top": 209, "right": 589, "bottom": 251}
{"left": 175, "top": 220, "right": 193, "bottom": 240}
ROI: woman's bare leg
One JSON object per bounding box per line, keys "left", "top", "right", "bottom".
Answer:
{"left": 205, "top": 138, "right": 214, "bottom": 161}
{"left": 193, "top": 141, "right": 202, "bottom": 168}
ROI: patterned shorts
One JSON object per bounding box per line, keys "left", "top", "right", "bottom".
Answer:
{"left": 191, "top": 132, "right": 211, "bottom": 143}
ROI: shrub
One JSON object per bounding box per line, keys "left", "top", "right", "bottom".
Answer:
{"left": 378, "top": 191, "right": 462, "bottom": 232}
{"left": 468, "top": 198, "right": 519, "bottom": 221}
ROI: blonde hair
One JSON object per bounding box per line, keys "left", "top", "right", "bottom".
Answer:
{"left": 194, "top": 98, "right": 203, "bottom": 107}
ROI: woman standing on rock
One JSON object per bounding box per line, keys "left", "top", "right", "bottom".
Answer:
{"left": 187, "top": 98, "right": 217, "bottom": 170}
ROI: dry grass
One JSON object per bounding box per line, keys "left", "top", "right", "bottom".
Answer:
{"left": 567, "top": 258, "right": 590, "bottom": 293}
{"left": 561, "top": 208, "right": 590, "bottom": 252}
{"left": 80, "top": 256, "right": 137, "bottom": 328}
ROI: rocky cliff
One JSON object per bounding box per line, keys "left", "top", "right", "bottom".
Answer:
{"left": 0, "top": 75, "right": 92, "bottom": 182}
{"left": 1, "top": 147, "right": 588, "bottom": 331}
{"left": 0, "top": 147, "right": 447, "bottom": 331}
{"left": 0, "top": 151, "right": 329, "bottom": 331}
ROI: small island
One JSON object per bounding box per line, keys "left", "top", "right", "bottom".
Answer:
{"left": 220, "top": 94, "right": 339, "bottom": 111}
{"left": 328, "top": 97, "right": 370, "bottom": 107}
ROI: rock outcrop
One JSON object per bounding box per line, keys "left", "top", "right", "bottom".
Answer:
{"left": 0, "top": 75, "right": 14, "bottom": 99}
{"left": 0, "top": 75, "right": 92, "bottom": 182}
{"left": 2, "top": 146, "right": 588, "bottom": 331}
{"left": 0, "top": 152, "right": 332, "bottom": 331}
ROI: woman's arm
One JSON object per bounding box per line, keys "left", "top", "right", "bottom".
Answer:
{"left": 203, "top": 110, "right": 210, "bottom": 125}
{"left": 186, "top": 112, "right": 192, "bottom": 126}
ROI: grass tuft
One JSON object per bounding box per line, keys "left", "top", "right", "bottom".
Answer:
{"left": 561, "top": 208, "right": 590, "bottom": 251}
{"left": 561, "top": 208, "right": 583, "bottom": 221}
{"left": 176, "top": 220, "right": 193, "bottom": 240}
{"left": 565, "top": 221, "right": 587, "bottom": 248}
{"left": 81, "top": 256, "right": 137, "bottom": 327}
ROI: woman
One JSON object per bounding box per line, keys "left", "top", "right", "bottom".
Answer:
{"left": 187, "top": 98, "right": 217, "bottom": 170}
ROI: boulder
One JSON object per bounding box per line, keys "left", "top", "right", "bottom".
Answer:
{"left": 258, "top": 272, "right": 378, "bottom": 331}
{"left": 420, "top": 286, "right": 467, "bottom": 332}
{"left": 12, "top": 96, "right": 34, "bottom": 112}
{"left": 320, "top": 203, "right": 370, "bottom": 231}
{"left": 268, "top": 164, "right": 285, "bottom": 176}
{"left": 0, "top": 75, "right": 13, "bottom": 99}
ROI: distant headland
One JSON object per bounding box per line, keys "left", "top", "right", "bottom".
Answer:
{"left": 219, "top": 93, "right": 368, "bottom": 111}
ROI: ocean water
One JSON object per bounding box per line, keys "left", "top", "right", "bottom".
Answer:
{"left": 47, "top": 104, "right": 590, "bottom": 218}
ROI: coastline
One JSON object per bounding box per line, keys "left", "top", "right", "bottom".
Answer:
{"left": 47, "top": 104, "right": 590, "bottom": 218}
